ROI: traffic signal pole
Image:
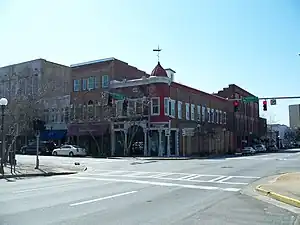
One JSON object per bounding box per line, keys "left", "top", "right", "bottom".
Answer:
{"left": 35, "top": 130, "right": 40, "bottom": 169}
{"left": 227, "top": 96, "right": 300, "bottom": 101}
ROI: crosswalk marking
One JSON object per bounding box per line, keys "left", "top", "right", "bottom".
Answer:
{"left": 80, "top": 170, "right": 260, "bottom": 186}
{"left": 69, "top": 176, "right": 241, "bottom": 192}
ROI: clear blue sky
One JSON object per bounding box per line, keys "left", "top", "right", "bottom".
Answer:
{"left": 1, "top": 0, "right": 300, "bottom": 125}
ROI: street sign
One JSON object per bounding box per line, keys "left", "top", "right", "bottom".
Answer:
{"left": 111, "top": 93, "right": 125, "bottom": 100}
{"left": 242, "top": 96, "right": 259, "bottom": 103}
{"left": 270, "top": 99, "right": 277, "bottom": 105}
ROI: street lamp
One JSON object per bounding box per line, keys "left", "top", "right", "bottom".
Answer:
{"left": 0, "top": 97, "right": 8, "bottom": 174}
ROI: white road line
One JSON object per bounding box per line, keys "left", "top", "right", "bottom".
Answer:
{"left": 147, "top": 173, "right": 173, "bottom": 178}
{"left": 13, "top": 181, "right": 113, "bottom": 194}
{"left": 216, "top": 176, "right": 233, "bottom": 183}
{"left": 68, "top": 176, "right": 241, "bottom": 192}
{"left": 207, "top": 176, "right": 227, "bottom": 182}
{"left": 178, "top": 174, "right": 199, "bottom": 180}
{"left": 185, "top": 175, "right": 203, "bottom": 180}
{"left": 69, "top": 191, "right": 138, "bottom": 207}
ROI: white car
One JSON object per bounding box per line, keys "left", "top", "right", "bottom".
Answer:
{"left": 241, "top": 146, "right": 256, "bottom": 155}
{"left": 52, "top": 145, "right": 87, "bottom": 157}
{"left": 254, "top": 144, "right": 267, "bottom": 153}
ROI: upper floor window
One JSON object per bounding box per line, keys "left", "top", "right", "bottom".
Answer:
{"left": 151, "top": 97, "right": 160, "bottom": 115}
{"left": 223, "top": 112, "right": 227, "bottom": 124}
{"left": 82, "top": 79, "right": 87, "bottom": 91}
{"left": 197, "top": 105, "right": 201, "bottom": 121}
{"left": 178, "top": 101, "right": 182, "bottom": 119}
{"left": 164, "top": 97, "right": 169, "bottom": 116}
{"left": 170, "top": 99, "right": 176, "bottom": 118}
{"left": 73, "top": 79, "right": 80, "bottom": 92}
{"left": 191, "top": 104, "right": 195, "bottom": 121}
{"left": 88, "top": 77, "right": 95, "bottom": 90}
{"left": 95, "top": 76, "right": 100, "bottom": 89}
{"left": 216, "top": 110, "right": 219, "bottom": 124}
{"left": 102, "top": 75, "right": 109, "bottom": 88}
{"left": 207, "top": 108, "right": 211, "bottom": 122}
{"left": 185, "top": 103, "right": 190, "bottom": 120}
{"left": 202, "top": 106, "right": 206, "bottom": 122}
{"left": 219, "top": 110, "right": 223, "bottom": 124}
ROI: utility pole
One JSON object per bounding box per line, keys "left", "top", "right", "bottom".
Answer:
{"left": 35, "top": 130, "right": 40, "bottom": 169}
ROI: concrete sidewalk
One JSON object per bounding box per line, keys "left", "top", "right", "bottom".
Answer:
{"left": 256, "top": 172, "right": 300, "bottom": 208}
{"left": 0, "top": 162, "right": 82, "bottom": 179}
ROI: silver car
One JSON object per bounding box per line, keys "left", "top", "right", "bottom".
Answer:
{"left": 241, "top": 147, "right": 256, "bottom": 155}
{"left": 254, "top": 144, "right": 266, "bottom": 153}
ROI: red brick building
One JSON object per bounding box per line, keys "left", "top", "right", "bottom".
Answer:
{"left": 109, "top": 62, "right": 235, "bottom": 157}
{"left": 68, "top": 57, "right": 264, "bottom": 157}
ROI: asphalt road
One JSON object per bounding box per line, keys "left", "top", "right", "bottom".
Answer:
{"left": 1, "top": 150, "right": 300, "bottom": 225}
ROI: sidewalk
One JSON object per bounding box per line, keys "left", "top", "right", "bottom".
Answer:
{"left": 0, "top": 162, "right": 81, "bottom": 179}
{"left": 256, "top": 172, "right": 300, "bottom": 208}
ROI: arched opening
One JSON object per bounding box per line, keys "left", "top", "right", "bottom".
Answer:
{"left": 127, "top": 125, "right": 144, "bottom": 156}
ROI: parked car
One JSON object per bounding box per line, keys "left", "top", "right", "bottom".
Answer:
{"left": 241, "top": 146, "right": 256, "bottom": 155}
{"left": 20, "top": 141, "right": 56, "bottom": 155}
{"left": 52, "top": 145, "right": 87, "bottom": 157}
{"left": 253, "top": 144, "right": 267, "bottom": 153}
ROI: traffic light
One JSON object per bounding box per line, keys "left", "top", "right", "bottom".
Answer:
{"left": 107, "top": 94, "right": 113, "bottom": 106}
{"left": 233, "top": 100, "right": 239, "bottom": 112}
{"left": 33, "top": 119, "right": 46, "bottom": 132}
{"left": 263, "top": 100, "right": 267, "bottom": 111}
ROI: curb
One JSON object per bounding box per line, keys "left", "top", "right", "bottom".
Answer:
{"left": 255, "top": 185, "right": 300, "bottom": 208}
{"left": 0, "top": 171, "right": 77, "bottom": 179}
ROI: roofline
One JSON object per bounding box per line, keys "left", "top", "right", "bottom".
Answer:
{"left": 0, "top": 58, "right": 69, "bottom": 69}
{"left": 165, "top": 68, "right": 176, "bottom": 73}
{"left": 70, "top": 57, "right": 115, "bottom": 68}
{"left": 172, "top": 82, "right": 228, "bottom": 102}
{"left": 229, "top": 84, "right": 256, "bottom": 97}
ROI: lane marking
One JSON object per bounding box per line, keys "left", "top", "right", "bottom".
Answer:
{"left": 13, "top": 181, "right": 113, "bottom": 193}
{"left": 186, "top": 175, "right": 204, "bottom": 180}
{"left": 70, "top": 191, "right": 138, "bottom": 206}
{"left": 178, "top": 174, "right": 199, "bottom": 180}
{"left": 147, "top": 173, "right": 173, "bottom": 178}
{"left": 68, "top": 176, "right": 241, "bottom": 192}
{"left": 207, "top": 176, "right": 227, "bottom": 182}
{"left": 217, "top": 176, "right": 233, "bottom": 183}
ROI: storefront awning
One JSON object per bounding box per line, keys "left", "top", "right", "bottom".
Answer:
{"left": 40, "top": 130, "right": 67, "bottom": 141}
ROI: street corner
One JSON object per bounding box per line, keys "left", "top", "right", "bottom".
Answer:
{"left": 0, "top": 170, "right": 78, "bottom": 180}
{"left": 255, "top": 172, "right": 300, "bottom": 209}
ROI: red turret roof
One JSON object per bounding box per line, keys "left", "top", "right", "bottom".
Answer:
{"left": 151, "top": 62, "right": 168, "bottom": 77}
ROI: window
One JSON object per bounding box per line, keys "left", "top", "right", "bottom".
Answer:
{"left": 170, "top": 100, "right": 176, "bottom": 118}
{"left": 216, "top": 110, "right": 219, "bottom": 124}
{"left": 202, "top": 106, "right": 206, "bottom": 122}
{"left": 178, "top": 101, "right": 182, "bottom": 119}
{"left": 223, "top": 112, "right": 227, "bottom": 124}
{"left": 197, "top": 105, "right": 201, "bottom": 121}
{"left": 211, "top": 109, "right": 214, "bottom": 123}
{"left": 151, "top": 97, "right": 160, "bottom": 115}
{"left": 185, "top": 103, "right": 190, "bottom": 120}
{"left": 207, "top": 108, "right": 211, "bottom": 122}
{"left": 82, "top": 79, "right": 87, "bottom": 91}
{"left": 95, "top": 76, "right": 100, "bottom": 89}
{"left": 88, "top": 77, "right": 95, "bottom": 90}
{"left": 73, "top": 79, "right": 80, "bottom": 92}
{"left": 164, "top": 97, "right": 169, "bottom": 115}
{"left": 219, "top": 110, "right": 223, "bottom": 124}
{"left": 191, "top": 104, "right": 195, "bottom": 120}
{"left": 102, "top": 75, "right": 109, "bottom": 88}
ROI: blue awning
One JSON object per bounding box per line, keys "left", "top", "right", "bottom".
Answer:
{"left": 40, "top": 130, "right": 67, "bottom": 141}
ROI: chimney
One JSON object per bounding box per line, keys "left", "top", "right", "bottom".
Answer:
{"left": 165, "top": 68, "right": 176, "bottom": 82}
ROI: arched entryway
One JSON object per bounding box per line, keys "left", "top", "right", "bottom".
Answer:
{"left": 127, "top": 125, "right": 144, "bottom": 156}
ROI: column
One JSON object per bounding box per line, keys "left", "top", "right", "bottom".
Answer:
{"left": 167, "top": 130, "right": 170, "bottom": 157}
{"left": 143, "top": 129, "right": 147, "bottom": 156}
{"left": 158, "top": 129, "right": 162, "bottom": 156}
{"left": 111, "top": 130, "right": 115, "bottom": 156}
{"left": 124, "top": 130, "right": 128, "bottom": 156}
{"left": 175, "top": 130, "right": 179, "bottom": 156}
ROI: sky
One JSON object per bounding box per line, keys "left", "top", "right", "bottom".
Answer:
{"left": 0, "top": 0, "right": 300, "bottom": 125}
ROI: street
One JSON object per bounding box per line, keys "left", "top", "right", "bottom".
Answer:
{"left": 1, "top": 151, "right": 300, "bottom": 225}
